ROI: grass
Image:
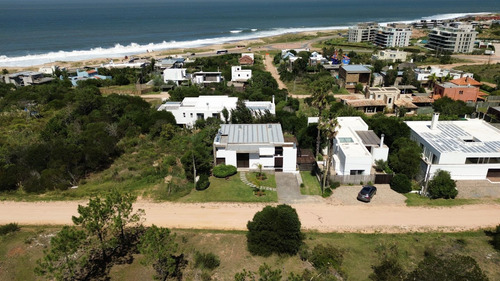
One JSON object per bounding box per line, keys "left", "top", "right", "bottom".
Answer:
{"left": 300, "top": 171, "right": 322, "bottom": 196}
{"left": 3, "top": 226, "right": 500, "bottom": 281}
{"left": 316, "top": 37, "right": 377, "bottom": 50}
{"left": 245, "top": 172, "right": 277, "bottom": 188}
{"left": 177, "top": 173, "right": 277, "bottom": 203}
{"left": 404, "top": 193, "right": 481, "bottom": 207}
{"left": 455, "top": 63, "right": 500, "bottom": 84}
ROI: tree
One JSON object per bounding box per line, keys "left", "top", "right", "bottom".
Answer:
{"left": 138, "top": 225, "right": 182, "bottom": 281}
{"left": 35, "top": 226, "right": 87, "bottom": 281}
{"left": 406, "top": 253, "right": 488, "bottom": 281}
{"left": 428, "top": 73, "right": 437, "bottom": 89}
{"left": 390, "top": 174, "right": 412, "bottom": 193}
{"left": 427, "top": 170, "right": 457, "bottom": 199}
{"left": 370, "top": 258, "right": 407, "bottom": 281}
{"left": 318, "top": 118, "right": 339, "bottom": 193}
{"left": 388, "top": 138, "right": 422, "bottom": 179}
{"left": 384, "top": 69, "right": 398, "bottom": 86}
{"left": 106, "top": 188, "right": 144, "bottom": 245}
{"left": 246, "top": 204, "right": 303, "bottom": 256}
{"left": 230, "top": 99, "right": 253, "bottom": 124}
{"left": 310, "top": 76, "right": 334, "bottom": 156}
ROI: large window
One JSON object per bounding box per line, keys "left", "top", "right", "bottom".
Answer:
{"left": 465, "top": 157, "right": 500, "bottom": 164}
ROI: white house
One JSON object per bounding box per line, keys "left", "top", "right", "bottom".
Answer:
{"left": 191, "top": 71, "right": 223, "bottom": 86}
{"left": 231, "top": 66, "right": 252, "bottom": 82}
{"left": 406, "top": 113, "right": 500, "bottom": 181}
{"left": 163, "top": 68, "right": 188, "bottom": 85}
{"left": 332, "top": 117, "right": 389, "bottom": 176}
{"left": 158, "top": 95, "right": 275, "bottom": 127}
{"left": 213, "top": 124, "right": 297, "bottom": 173}
{"left": 372, "top": 49, "right": 407, "bottom": 62}
{"left": 414, "top": 67, "right": 474, "bottom": 84}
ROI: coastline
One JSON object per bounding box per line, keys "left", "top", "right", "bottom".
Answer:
{"left": 1, "top": 11, "right": 498, "bottom": 71}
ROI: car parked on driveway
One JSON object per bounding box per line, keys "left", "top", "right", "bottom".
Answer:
{"left": 357, "top": 185, "right": 377, "bottom": 202}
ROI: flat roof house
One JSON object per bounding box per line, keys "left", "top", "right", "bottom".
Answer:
{"left": 406, "top": 113, "right": 500, "bottom": 180}
{"left": 231, "top": 66, "right": 252, "bottom": 82}
{"left": 191, "top": 71, "right": 223, "bottom": 86}
{"left": 339, "top": 65, "right": 371, "bottom": 93}
{"left": 372, "top": 49, "right": 407, "bottom": 62}
{"left": 158, "top": 95, "right": 275, "bottom": 127}
{"left": 163, "top": 68, "right": 188, "bottom": 86}
{"left": 3, "top": 71, "right": 54, "bottom": 86}
{"left": 213, "top": 124, "right": 297, "bottom": 173}
{"left": 333, "top": 117, "right": 389, "bottom": 176}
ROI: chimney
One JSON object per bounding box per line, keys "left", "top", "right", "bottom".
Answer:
{"left": 272, "top": 95, "right": 275, "bottom": 104}
{"left": 431, "top": 113, "right": 440, "bottom": 130}
{"left": 380, "top": 134, "right": 385, "bottom": 147}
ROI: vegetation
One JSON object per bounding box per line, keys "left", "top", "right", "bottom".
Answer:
{"left": 0, "top": 223, "right": 20, "bottom": 236}
{"left": 246, "top": 205, "right": 303, "bottom": 256}
{"left": 193, "top": 251, "right": 221, "bottom": 270}
{"left": 427, "top": 170, "right": 458, "bottom": 199}
{"left": 404, "top": 193, "right": 479, "bottom": 207}
{"left": 433, "top": 96, "right": 475, "bottom": 118}
{"left": 195, "top": 174, "right": 210, "bottom": 191}
{"left": 212, "top": 164, "right": 237, "bottom": 178}
{"left": 388, "top": 138, "right": 422, "bottom": 180}
{"left": 455, "top": 63, "right": 500, "bottom": 85}
{"left": 390, "top": 174, "right": 412, "bottom": 194}
{"left": 300, "top": 171, "right": 322, "bottom": 196}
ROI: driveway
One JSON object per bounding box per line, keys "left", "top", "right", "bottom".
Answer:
{"left": 275, "top": 172, "right": 323, "bottom": 204}
{"left": 456, "top": 180, "right": 500, "bottom": 199}
{"left": 328, "top": 184, "right": 406, "bottom": 206}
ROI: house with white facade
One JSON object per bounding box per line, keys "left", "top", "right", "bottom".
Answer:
{"left": 372, "top": 49, "right": 408, "bottom": 62}
{"left": 158, "top": 95, "right": 275, "bottom": 127}
{"left": 406, "top": 113, "right": 500, "bottom": 181}
{"left": 163, "top": 68, "right": 188, "bottom": 85}
{"left": 191, "top": 71, "right": 223, "bottom": 86}
{"left": 213, "top": 124, "right": 297, "bottom": 173}
{"left": 414, "top": 67, "right": 474, "bottom": 84}
{"left": 231, "top": 66, "right": 252, "bottom": 82}
{"left": 332, "top": 117, "right": 389, "bottom": 176}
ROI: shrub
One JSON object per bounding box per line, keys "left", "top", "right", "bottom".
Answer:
{"left": 194, "top": 251, "right": 221, "bottom": 270}
{"left": 309, "top": 244, "right": 345, "bottom": 276}
{"left": 212, "top": 164, "right": 237, "bottom": 178}
{"left": 492, "top": 225, "right": 500, "bottom": 251}
{"left": 369, "top": 258, "right": 406, "bottom": 281}
{"left": 300, "top": 183, "right": 305, "bottom": 188}
{"left": 406, "top": 253, "right": 488, "bottom": 281}
{"left": 0, "top": 223, "right": 20, "bottom": 235}
{"left": 322, "top": 187, "right": 333, "bottom": 198}
{"left": 247, "top": 204, "right": 303, "bottom": 256}
{"left": 390, "top": 174, "right": 412, "bottom": 193}
{"left": 330, "top": 182, "right": 340, "bottom": 189}
{"left": 428, "top": 170, "right": 457, "bottom": 199}
{"left": 196, "top": 174, "right": 210, "bottom": 191}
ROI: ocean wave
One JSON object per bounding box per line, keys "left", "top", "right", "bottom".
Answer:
{"left": 0, "top": 11, "right": 493, "bottom": 67}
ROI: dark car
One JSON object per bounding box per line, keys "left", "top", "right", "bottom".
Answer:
{"left": 357, "top": 185, "right": 377, "bottom": 202}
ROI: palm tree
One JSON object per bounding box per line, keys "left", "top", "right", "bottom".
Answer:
{"left": 318, "top": 118, "right": 340, "bottom": 193}
{"left": 253, "top": 162, "right": 264, "bottom": 179}
{"left": 427, "top": 73, "right": 437, "bottom": 89}
{"left": 311, "top": 76, "right": 333, "bottom": 157}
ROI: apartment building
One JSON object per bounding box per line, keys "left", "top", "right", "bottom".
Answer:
{"left": 426, "top": 23, "right": 478, "bottom": 53}
{"left": 348, "top": 22, "right": 379, "bottom": 43}
{"left": 374, "top": 24, "right": 412, "bottom": 48}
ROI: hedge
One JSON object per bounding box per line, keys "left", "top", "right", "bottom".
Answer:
{"left": 212, "top": 164, "right": 237, "bottom": 178}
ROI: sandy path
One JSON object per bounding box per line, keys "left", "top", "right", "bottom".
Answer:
{"left": 2, "top": 201, "right": 500, "bottom": 233}
{"left": 264, "top": 54, "right": 288, "bottom": 90}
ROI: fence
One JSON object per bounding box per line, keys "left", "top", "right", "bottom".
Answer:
{"left": 329, "top": 173, "right": 393, "bottom": 185}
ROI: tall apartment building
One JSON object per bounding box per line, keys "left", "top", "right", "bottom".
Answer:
{"left": 373, "top": 24, "right": 412, "bottom": 48}
{"left": 347, "top": 22, "right": 379, "bottom": 43}
{"left": 426, "top": 23, "right": 478, "bottom": 53}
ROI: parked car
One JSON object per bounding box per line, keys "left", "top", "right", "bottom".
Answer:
{"left": 357, "top": 185, "right": 377, "bottom": 202}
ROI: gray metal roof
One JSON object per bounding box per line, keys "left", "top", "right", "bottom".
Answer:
{"left": 341, "top": 65, "right": 371, "bottom": 73}
{"left": 218, "top": 124, "right": 284, "bottom": 144}
{"left": 356, "top": 130, "right": 381, "bottom": 146}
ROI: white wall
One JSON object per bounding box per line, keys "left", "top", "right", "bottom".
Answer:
{"left": 283, "top": 146, "right": 297, "bottom": 173}
{"left": 216, "top": 149, "right": 237, "bottom": 167}
{"left": 427, "top": 164, "right": 500, "bottom": 180}
{"left": 231, "top": 66, "right": 252, "bottom": 82}
{"left": 250, "top": 154, "right": 274, "bottom": 170}
{"left": 372, "top": 147, "right": 389, "bottom": 162}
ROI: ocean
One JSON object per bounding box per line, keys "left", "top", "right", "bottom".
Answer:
{"left": 1, "top": 0, "right": 499, "bottom": 67}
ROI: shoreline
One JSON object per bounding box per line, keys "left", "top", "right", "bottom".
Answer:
{"left": 1, "top": 11, "right": 497, "bottom": 70}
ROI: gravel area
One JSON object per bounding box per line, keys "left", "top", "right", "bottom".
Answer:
{"left": 327, "top": 184, "right": 406, "bottom": 206}
{"left": 456, "top": 180, "right": 500, "bottom": 199}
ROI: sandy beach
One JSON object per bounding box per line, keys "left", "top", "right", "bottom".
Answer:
{"left": 1, "top": 200, "right": 500, "bottom": 233}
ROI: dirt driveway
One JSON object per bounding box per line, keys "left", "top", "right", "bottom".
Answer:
{"left": 328, "top": 184, "right": 406, "bottom": 206}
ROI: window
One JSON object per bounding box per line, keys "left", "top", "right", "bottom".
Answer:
{"left": 183, "top": 112, "right": 186, "bottom": 117}
{"left": 275, "top": 147, "right": 283, "bottom": 156}
{"left": 459, "top": 90, "right": 464, "bottom": 95}
{"left": 190, "top": 113, "right": 193, "bottom": 117}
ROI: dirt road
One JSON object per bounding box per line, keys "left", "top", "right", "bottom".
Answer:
{"left": 264, "top": 54, "right": 288, "bottom": 91}
{"left": 2, "top": 201, "right": 500, "bottom": 233}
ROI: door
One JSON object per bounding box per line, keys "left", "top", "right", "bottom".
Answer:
{"left": 237, "top": 153, "right": 249, "bottom": 168}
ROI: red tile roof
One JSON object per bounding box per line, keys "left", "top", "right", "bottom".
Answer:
{"left": 450, "top": 77, "right": 481, "bottom": 86}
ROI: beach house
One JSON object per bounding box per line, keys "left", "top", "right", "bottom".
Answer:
{"left": 158, "top": 95, "right": 275, "bottom": 127}
{"left": 163, "top": 68, "right": 188, "bottom": 86}
{"left": 67, "top": 68, "right": 111, "bottom": 86}
{"left": 3, "top": 71, "right": 54, "bottom": 87}
{"left": 213, "top": 123, "right": 297, "bottom": 173}
{"left": 406, "top": 113, "right": 500, "bottom": 180}
{"left": 433, "top": 77, "right": 482, "bottom": 102}
{"left": 231, "top": 66, "right": 252, "bottom": 82}
{"left": 338, "top": 65, "right": 371, "bottom": 93}
{"left": 239, "top": 53, "right": 254, "bottom": 65}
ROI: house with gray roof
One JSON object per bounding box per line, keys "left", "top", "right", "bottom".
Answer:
{"left": 406, "top": 113, "right": 500, "bottom": 181}
{"left": 339, "top": 65, "right": 372, "bottom": 93}
{"left": 213, "top": 124, "right": 297, "bottom": 173}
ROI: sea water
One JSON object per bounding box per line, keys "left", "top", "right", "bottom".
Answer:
{"left": 0, "top": 0, "right": 499, "bottom": 67}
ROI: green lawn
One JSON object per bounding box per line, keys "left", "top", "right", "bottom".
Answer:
{"left": 245, "top": 172, "right": 277, "bottom": 188}
{"left": 300, "top": 171, "right": 322, "bottom": 196}
{"left": 178, "top": 173, "right": 277, "bottom": 203}
{"left": 404, "top": 193, "right": 481, "bottom": 207}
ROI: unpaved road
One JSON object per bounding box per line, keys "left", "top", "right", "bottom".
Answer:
{"left": 2, "top": 201, "right": 500, "bottom": 233}
{"left": 264, "top": 54, "right": 288, "bottom": 91}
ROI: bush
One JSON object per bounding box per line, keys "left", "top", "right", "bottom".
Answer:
{"left": 0, "top": 223, "right": 20, "bottom": 235}
{"left": 194, "top": 251, "right": 221, "bottom": 270}
{"left": 428, "top": 170, "right": 457, "bottom": 199}
{"left": 309, "top": 244, "right": 344, "bottom": 271}
{"left": 492, "top": 225, "right": 500, "bottom": 251}
{"left": 212, "top": 164, "right": 237, "bottom": 178}
{"left": 390, "top": 174, "right": 412, "bottom": 193}
{"left": 369, "top": 258, "right": 406, "bottom": 281}
{"left": 330, "top": 182, "right": 340, "bottom": 189}
{"left": 196, "top": 174, "right": 210, "bottom": 191}
{"left": 247, "top": 205, "right": 303, "bottom": 256}
{"left": 322, "top": 187, "right": 333, "bottom": 198}
{"left": 406, "top": 253, "right": 488, "bottom": 281}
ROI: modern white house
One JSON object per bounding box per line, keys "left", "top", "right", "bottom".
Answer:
{"left": 414, "top": 66, "right": 474, "bottom": 84}
{"left": 191, "top": 71, "right": 223, "bottom": 86}
{"left": 231, "top": 66, "right": 252, "bottom": 82}
{"left": 332, "top": 117, "right": 389, "bottom": 176}
{"left": 158, "top": 95, "right": 275, "bottom": 127}
{"left": 406, "top": 113, "right": 500, "bottom": 181}
{"left": 163, "top": 68, "right": 188, "bottom": 85}
{"left": 213, "top": 124, "right": 297, "bottom": 173}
